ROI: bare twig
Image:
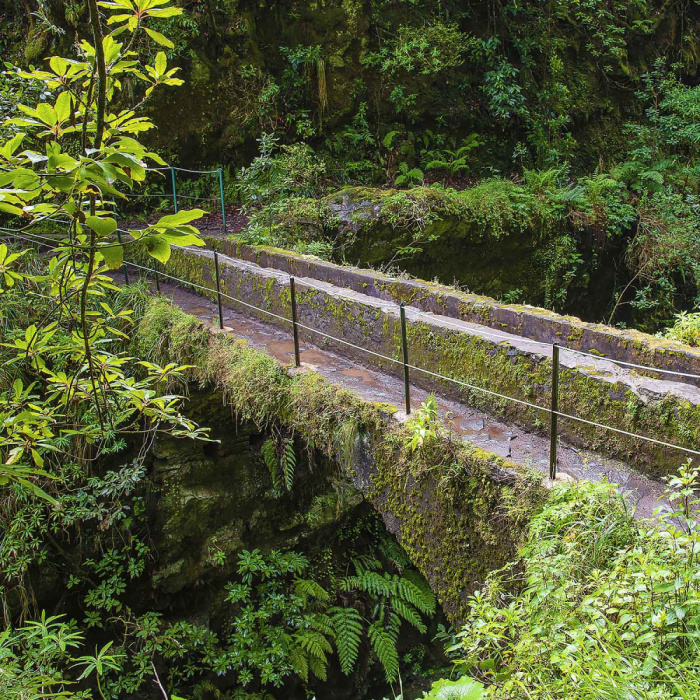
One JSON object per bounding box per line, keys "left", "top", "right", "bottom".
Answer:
{"left": 151, "top": 662, "right": 169, "bottom": 700}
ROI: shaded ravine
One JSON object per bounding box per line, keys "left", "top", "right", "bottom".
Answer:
{"left": 138, "top": 277, "right": 672, "bottom": 520}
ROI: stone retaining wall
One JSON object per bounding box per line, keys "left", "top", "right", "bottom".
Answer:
{"left": 206, "top": 237, "right": 700, "bottom": 388}
{"left": 135, "top": 296, "right": 546, "bottom": 623}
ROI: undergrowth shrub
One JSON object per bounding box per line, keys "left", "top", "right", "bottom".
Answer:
{"left": 662, "top": 311, "right": 700, "bottom": 347}
{"left": 450, "top": 465, "right": 700, "bottom": 699}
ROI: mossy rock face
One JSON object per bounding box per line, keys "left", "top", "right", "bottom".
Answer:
{"left": 274, "top": 185, "right": 615, "bottom": 314}
{"left": 3, "top": 0, "right": 695, "bottom": 174}
{"left": 134, "top": 297, "right": 547, "bottom": 622}
{"left": 147, "top": 386, "right": 364, "bottom": 608}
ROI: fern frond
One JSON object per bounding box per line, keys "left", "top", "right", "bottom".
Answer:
{"left": 294, "top": 578, "right": 330, "bottom": 604}
{"left": 398, "top": 571, "right": 436, "bottom": 616}
{"left": 310, "top": 612, "right": 334, "bottom": 636}
{"left": 281, "top": 551, "right": 308, "bottom": 574}
{"left": 341, "top": 571, "right": 394, "bottom": 599}
{"left": 330, "top": 606, "right": 364, "bottom": 675}
{"left": 296, "top": 630, "right": 332, "bottom": 661}
{"left": 283, "top": 439, "right": 296, "bottom": 490}
{"left": 383, "top": 130, "right": 400, "bottom": 149}
{"left": 261, "top": 438, "right": 281, "bottom": 490}
{"left": 309, "top": 654, "right": 328, "bottom": 682}
{"left": 425, "top": 159, "right": 449, "bottom": 171}
{"left": 351, "top": 555, "right": 381, "bottom": 575}
{"left": 379, "top": 538, "right": 411, "bottom": 571}
{"left": 391, "top": 598, "right": 426, "bottom": 634}
{"left": 288, "top": 644, "right": 309, "bottom": 683}
{"left": 368, "top": 621, "right": 399, "bottom": 683}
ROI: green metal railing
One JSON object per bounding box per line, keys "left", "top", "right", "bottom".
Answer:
{"left": 123, "top": 166, "right": 227, "bottom": 230}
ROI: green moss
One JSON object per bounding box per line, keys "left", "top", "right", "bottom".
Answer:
{"left": 145, "top": 243, "right": 699, "bottom": 477}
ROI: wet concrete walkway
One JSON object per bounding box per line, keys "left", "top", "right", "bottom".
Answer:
{"left": 150, "top": 278, "right": 672, "bottom": 519}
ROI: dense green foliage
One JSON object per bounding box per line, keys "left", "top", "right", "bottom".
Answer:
{"left": 447, "top": 464, "right": 700, "bottom": 698}
{"left": 4, "top": 0, "right": 698, "bottom": 329}
{"left": 2, "top": 2, "right": 700, "bottom": 698}
{"left": 0, "top": 258, "right": 441, "bottom": 698}
{"left": 663, "top": 311, "right": 700, "bottom": 347}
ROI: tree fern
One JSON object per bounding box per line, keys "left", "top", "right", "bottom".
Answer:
{"left": 330, "top": 606, "right": 363, "bottom": 675}
{"left": 368, "top": 621, "right": 399, "bottom": 683}
{"left": 282, "top": 439, "right": 296, "bottom": 491}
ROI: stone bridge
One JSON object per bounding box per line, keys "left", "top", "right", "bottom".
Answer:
{"left": 125, "top": 239, "right": 699, "bottom": 620}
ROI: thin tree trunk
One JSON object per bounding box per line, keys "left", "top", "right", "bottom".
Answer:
{"left": 87, "top": 0, "right": 106, "bottom": 148}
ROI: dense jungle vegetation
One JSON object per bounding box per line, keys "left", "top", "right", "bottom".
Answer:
{"left": 0, "top": 1, "right": 700, "bottom": 699}
{"left": 4, "top": 0, "right": 699, "bottom": 334}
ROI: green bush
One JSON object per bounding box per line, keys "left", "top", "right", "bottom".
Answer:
{"left": 663, "top": 311, "right": 700, "bottom": 347}
{"left": 447, "top": 464, "right": 700, "bottom": 698}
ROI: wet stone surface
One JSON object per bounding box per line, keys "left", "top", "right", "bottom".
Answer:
{"left": 150, "top": 279, "right": 672, "bottom": 520}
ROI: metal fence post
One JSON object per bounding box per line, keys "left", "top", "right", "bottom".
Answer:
{"left": 290, "top": 276, "right": 301, "bottom": 367}
{"left": 170, "top": 167, "right": 178, "bottom": 213}
{"left": 400, "top": 303, "right": 411, "bottom": 415}
{"left": 116, "top": 230, "right": 129, "bottom": 285}
{"left": 153, "top": 260, "right": 160, "bottom": 293}
{"left": 550, "top": 343, "right": 560, "bottom": 480}
{"left": 218, "top": 168, "right": 226, "bottom": 231}
{"left": 213, "top": 251, "right": 224, "bottom": 330}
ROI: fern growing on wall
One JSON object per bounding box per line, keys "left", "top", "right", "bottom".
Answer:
{"left": 368, "top": 619, "right": 400, "bottom": 683}
{"left": 260, "top": 435, "right": 297, "bottom": 494}
{"left": 283, "top": 438, "right": 296, "bottom": 490}
{"left": 261, "top": 438, "right": 281, "bottom": 491}
{"left": 329, "top": 607, "right": 363, "bottom": 674}
{"left": 331, "top": 557, "right": 437, "bottom": 683}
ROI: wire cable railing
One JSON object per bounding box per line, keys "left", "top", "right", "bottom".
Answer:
{"left": 127, "top": 251, "right": 700, "bottom": 468}
{"left": 3, "top": 224, "right": 700, "bottom": 380}
{"left": 3, "top": 228, "right": 700, "bottom": 478}
{"left": 10, "top": 164, "right": 696, "bottom": 383}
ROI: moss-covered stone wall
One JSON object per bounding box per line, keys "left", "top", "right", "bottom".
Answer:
{"left": 205, "top": 231, "right": 700, "bottom": 389}
{"left": 133, "top": 295, "right": 546, "bottom": 622}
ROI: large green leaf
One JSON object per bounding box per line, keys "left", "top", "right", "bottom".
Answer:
{"left": 99, "top": 243, "right": 124, "bottom": 270}
{"left": 144, "top": 28, "right": 174, "bottom": 48}
{"left": 1, "top": 133, "right": 25, "bottom": 159}
{"left": 36, "top": 103, "right": 58, "bottom": 127}
{"left": 423, "top": 677, "right": 486, "bottom": 700}
{"left": 86, "top": 216, "right": 117, "bottom": 238}
{"left": 54, "top": 92, "right": 72, "bottom": 123}
{"left": 154, "top": 51, "right": 167, "bottom": 76}
{"left": 144, "top": 236, "right": 171, "bottom": 263}
{"left": 153, "top": 209, "right": 205, "bottom": 227}
{"left": 0, "top": 202, "right": 25, "bottom": 216}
